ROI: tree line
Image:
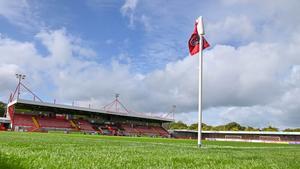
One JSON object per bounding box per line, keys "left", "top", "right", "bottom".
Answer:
{"left": 167, "top": 121, "right": 300, "bottom": 132}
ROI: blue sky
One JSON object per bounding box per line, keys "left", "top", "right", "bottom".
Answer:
{"left": 1, "top": 1, "right": 143, "bottom": 68}
{"left": 0, "top": 0, "right": 300, "bottom": 129}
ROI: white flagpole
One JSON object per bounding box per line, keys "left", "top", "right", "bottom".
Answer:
{"left": 197, "top": 16, "right": 204, "bottom": 148}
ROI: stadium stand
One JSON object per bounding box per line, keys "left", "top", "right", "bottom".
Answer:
{"left": 121, "top": 124, "right": 139, "bottom": 136}
{"left": 7, "top": 98, "right": 172, "bottom": 137}
{"left": 13, "top": 114, "right": 38, "bottom": 131}
{"left": 13, "top": 114, "right": 100, "bottom": 133}
{"left": 152, "top": 126, "right": 169, "bottom": 137}
{"left": 120, "top": 124, "right": 169, "bottom": 137}
{"left": 98, "top": 126, "right": 111, "bottom": 135}
{"left": 36, "top": 116, "right": 73, "bottom": 129}
{"left": 135, "top": 125, "right": 158, "bottom": 136}
{"left": 75, "top": 119, "right": 95, "bottom": 132}
{"left": 97, "top": 125, "right": 111, "bottom": 135}
{"left": 14, "top": 114, "right": 35, "bottom": 127}
{"left": 69, "top": 120, "right": 79, "bottom": 130}
{"left": 32, "top": 116, "right": 40, "bottom": 128}
{"left": 0, "top": 124, "right": 5, "bottom": 130}
{"left": 4, "top": 77, "right": 173, "bottom": 137}
{"left": 12, "top": 112, "right": 170, "bottom": 137}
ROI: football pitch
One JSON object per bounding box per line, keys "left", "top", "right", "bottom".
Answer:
{"left": 0, "top": 132, "right": 299, "bottom": 169}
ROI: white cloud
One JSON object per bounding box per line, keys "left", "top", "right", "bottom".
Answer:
{"left": 0, "top": 35, "right": 44, "bottom": 101}
{"left": 35, "top": 29, "right": 97, "bottom": 64}
{"left": 219, "top": 106, "right": 282, "bottom": 128}
{"left": 140, "top": 14, "right": 152, "bottom": 31}
{"left": 0, "top": 64, "right": 21, "bottom": 100}
{"left": 0, "top": 28, "right": 97, "bottom": 100}
{"left": 204, "top": 42, "right": 286, "bottom": 107}
{"left": 120, "top": 0, "right": 153, "bottom": 31}
{"left": 121, "top": 0, "right": 138, "bottom": 14}
{"left": 0, "top": 0, "right": 41, "bottom": 30}
{"left": 207, "top": 16, "right": 256, "bottom": 44}
{"left": 218, "top": 0, "right": 300, "bottom": 44}
{"left": 120, "top": 0, "right": 138, "bottom": 28}
{"left": 35, "top": 29, "right": 73, "bottom": 64}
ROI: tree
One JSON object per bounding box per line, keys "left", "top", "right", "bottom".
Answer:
{"left": 169, "top": 121, "right": 188, "bottom": 129}
{"left": 245, "top": 126, "right": 260, "bottom": 131}
{"left": 188, "top": 123, "right": 198, "bottom": 130}
{"left": 187, "top": 123, "right": 214, "bottom": 131}
{"left": 168, "top": 121, "right": 286, "bottom": 132}
{"left": 284, "top": 128, "right": 300, "bottom": 132}
{"left": 262, "top": 126, "right": 279, "bottom": 132}
{"left": 0, "top": 101, "right": 6, "bottom": 117}
{"left": 213, "top": 125, "right": 226, "bottom": 131}
{"left": 224, "top": 122, "right": 246, "bottom": 131}
{"left": 202, "top": 123, "right": 214, "bottom": 131}
{"left": 212, "top": 122, "right": 246, "bottom": 131}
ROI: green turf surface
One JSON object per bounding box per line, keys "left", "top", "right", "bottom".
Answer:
{"left": 0, "top": 132, "right": 299, "bottom": 169}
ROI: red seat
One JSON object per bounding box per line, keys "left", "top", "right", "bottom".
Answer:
{"left": 152, "top": 126, "right": 169, "bottom": 137}
{"left": 14, "top": 114, "right": 34, "bottom": 127}
{"left": 121, "top": 124, "right": 169, "bottom": 137}
{"left": 76, "top": 120, "right": 95, "bottom": 131}
{"left": 121, "top": 124, "right": 139, "bottom": 135}
{"left": 37, "top": 116, "right": 72, "bottom": 129}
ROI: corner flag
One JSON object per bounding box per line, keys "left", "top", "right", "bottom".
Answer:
{"left": 188, "top": 16, "right": 209, "bottom": 148}
{"left": 188, "top": 19, "right": 210, "bottom": 56}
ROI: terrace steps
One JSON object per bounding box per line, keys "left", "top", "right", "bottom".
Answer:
{"left": 70, "top": 120, "right": 79, "bottom": 130}
{"left": 32, "top": 116, "right": 40, "bottom": 129}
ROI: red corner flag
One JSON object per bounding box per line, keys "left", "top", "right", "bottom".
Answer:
{"left": 188, "top": 22, "right": 210, "bottom": 56}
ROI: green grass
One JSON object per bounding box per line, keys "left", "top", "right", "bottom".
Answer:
{"left": 0, "top": 132, "right": 299, "bottom": 169}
